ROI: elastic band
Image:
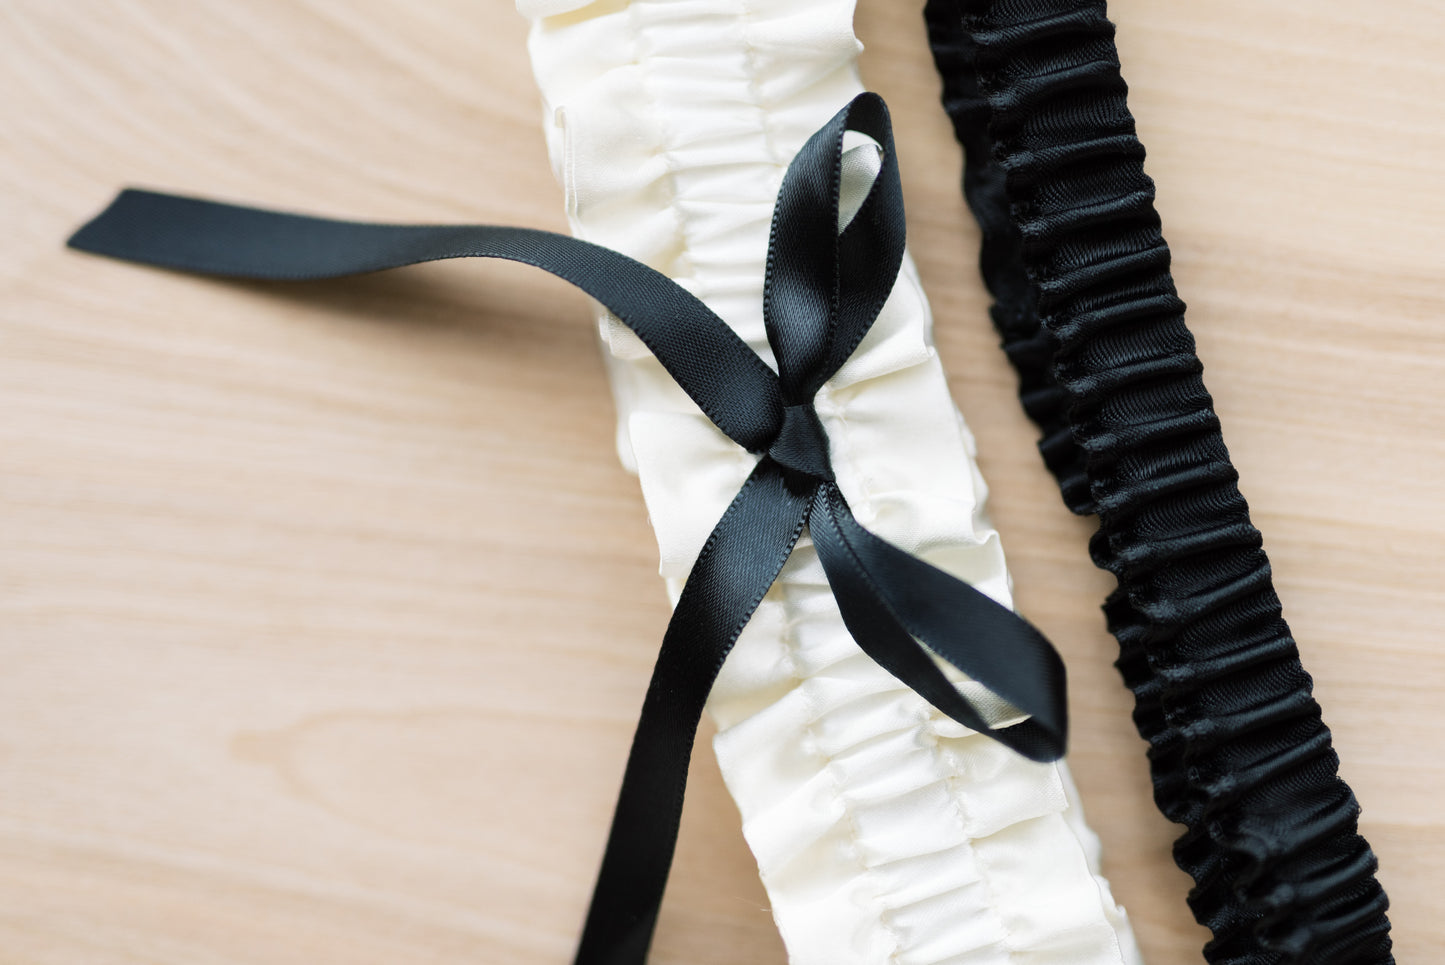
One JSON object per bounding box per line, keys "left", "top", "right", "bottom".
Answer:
{"left": 922, "top": 1, "right": 1393, "bottom": 962}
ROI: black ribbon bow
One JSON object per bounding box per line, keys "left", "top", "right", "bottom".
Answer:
{"left": 69, "top": 93, "right": 1067, "bottom": 965}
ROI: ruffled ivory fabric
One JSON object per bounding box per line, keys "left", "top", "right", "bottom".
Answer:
{"left": 519, "top": 1, "right": 1143, "bottom": 961}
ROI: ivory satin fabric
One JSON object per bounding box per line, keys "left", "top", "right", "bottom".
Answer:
{"left": 518, "top": 1, "right": 1143, "bottom": 961}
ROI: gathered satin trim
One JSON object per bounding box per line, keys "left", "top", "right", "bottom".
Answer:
{"left": 523, "top": 1, "right": 1141, "bottom": 962}
{"left": 924, "top": 2, "right": 1391, "bottom": 963}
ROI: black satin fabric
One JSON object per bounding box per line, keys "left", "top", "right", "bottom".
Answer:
{"left": 922, "top": 2, "right": 1392, "bottom": 963}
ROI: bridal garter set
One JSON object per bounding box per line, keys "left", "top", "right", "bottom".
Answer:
{"left": 66, "top": 1, "right": 1393, "bottom": 963}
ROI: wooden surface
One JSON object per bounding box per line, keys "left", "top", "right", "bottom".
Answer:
{"left": 2, "top": 1, "right": 1441, "bottom": 961}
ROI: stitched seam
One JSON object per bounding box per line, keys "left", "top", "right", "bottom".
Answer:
{"left": 629, "top": 1, "right": 696, "bottom": 286}
{"left": 823, "top": 377, "right": 1028, "bottom": 960}
{"left": 932, "top": 730, "right": 1026, "bottom": 962}
{"left": 775, "top": 569, "right": 910, "bottom": 965}
{"left": 736, "top": 5, "right": 907, "bottom": 956}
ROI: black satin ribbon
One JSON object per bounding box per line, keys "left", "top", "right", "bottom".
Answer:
{"left": 68, "top": 93, "right": 1067, "bottom": 965}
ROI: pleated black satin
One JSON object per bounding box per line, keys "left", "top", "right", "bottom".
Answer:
{"left": 922, "top": 2, "right": 1393, "bottom": 963}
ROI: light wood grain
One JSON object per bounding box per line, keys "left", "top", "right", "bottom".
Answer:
{"left": 1, "top": 1, "right": 1440, "bottom": 961}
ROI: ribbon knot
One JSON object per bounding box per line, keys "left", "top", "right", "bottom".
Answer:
{"left": 67, "top": 92, "right": 1069, "bottom": 965}
{"left": 767, "top": 402, "right": 833, "bottom": 482}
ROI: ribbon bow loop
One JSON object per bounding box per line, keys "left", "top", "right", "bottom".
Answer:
{"left": 764, "top": 94, "right": 908, "bottom": 403}
{"left": 67, "top": 92, "right": 1067, "bottom": 965}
